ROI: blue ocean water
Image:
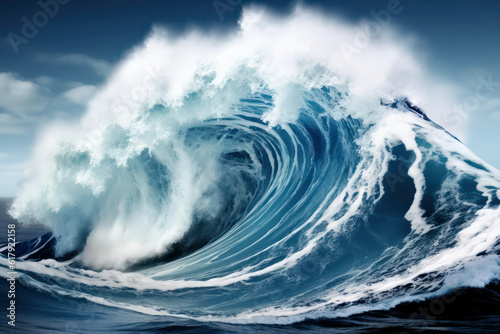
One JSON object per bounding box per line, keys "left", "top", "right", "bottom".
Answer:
{"left": 1, "top": 7, "right": 500, "bottom": 333}
{"left": 2, "top": 201, "right": 500, "bottom": 333}
{"left": 2, "top": 95, "right": 500, "bottom": 333}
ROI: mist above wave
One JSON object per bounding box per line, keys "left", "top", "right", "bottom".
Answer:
{"left": 9, "top": 5, "right": 466, "bottom": 269}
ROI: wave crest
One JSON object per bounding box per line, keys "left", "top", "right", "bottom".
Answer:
{"left": 4, "top": 5, "right": 500, "bottom": 324}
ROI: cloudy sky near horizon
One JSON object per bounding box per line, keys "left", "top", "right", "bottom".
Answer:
{"left": 0, "top": 0, "right": 499, "bottom": 197}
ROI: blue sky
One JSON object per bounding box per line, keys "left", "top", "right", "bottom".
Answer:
{"left": 0, "top": 0, "right": 499, "bottom": 197}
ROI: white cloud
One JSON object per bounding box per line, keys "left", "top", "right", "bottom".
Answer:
{"left": 0, "top": 73, "right": 95, "bottom": 134}
{"left": 0, "top": 114, "right": 30, "bottom": 134}
{"left": 0, "top": 162, "right": 24, "bottom": 176}
{"left": 63, "top": 85, "right": 98, "bottom": 105}
{"left": 0, "top": 152, "right": 8, "bottom": 159}
{"left": 35, "top": 75, "right": 58, "bottom": 87}
{"left": 0, "top": 162, "right": 25, "bottom": 196}
{"left": 47, "top": 53, "right": 112, "bottom": 76}
{"left": 490, "top": 111, "right": 500, "bottom": 120}
{"left": 0, "top": 72, "right": 48, "bottom": 115}
{"left": 484, "top": 98, "right": 500, "bottom": 111}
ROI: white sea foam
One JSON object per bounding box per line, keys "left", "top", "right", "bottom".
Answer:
{"left": 4, "top": 6, "right": 500, "bottom": 326}
{"left": 8, "top": 5, "right": 468, "bottom": 270}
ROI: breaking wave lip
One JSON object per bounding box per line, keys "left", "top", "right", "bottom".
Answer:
{"left": 2, "top": 4, "right": 500, "bottom": 326}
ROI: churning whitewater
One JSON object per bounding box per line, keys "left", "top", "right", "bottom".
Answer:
{"left": 2, "top": 6, "right": 500, "bottom": 325}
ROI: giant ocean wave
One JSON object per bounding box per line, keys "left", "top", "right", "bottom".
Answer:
{"left": 2, "top": 6, "right": 500, "bottom": 326}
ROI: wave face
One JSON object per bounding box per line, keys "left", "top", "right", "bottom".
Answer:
{"left": 2, "top": 6, "right": 500, "bottom": 327}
